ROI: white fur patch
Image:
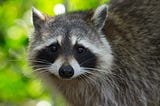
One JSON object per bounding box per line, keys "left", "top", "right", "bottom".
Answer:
{"left": 33, "top": 35, "right": 63, "bottom": 51}
{"left": 71, "top": 35, "right": 78, "bottom": 46}
{"left": 57, "top": 35, "right": 63, "bottom": 46}
{"left": 33, "top": 38, "right": 57, "bottom": 51}
{"left": 68, "top": 58, "right": 84, "bottom": 78}
{"left": 49, "top": 57, "right": 64, "bottom": 78}
{"left": 78, "top": 39, "right": 107, "bottom": 54}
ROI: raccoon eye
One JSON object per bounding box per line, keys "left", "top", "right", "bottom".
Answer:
{"left": 48, "top": 44, "right": 58, "bottom": 52}
{"left": 77, "top": 46, "right": 86, "bottom": 54}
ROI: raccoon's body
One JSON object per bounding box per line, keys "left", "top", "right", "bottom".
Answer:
{"left": 28, "top": 0, "right": 160, "bottom": 106}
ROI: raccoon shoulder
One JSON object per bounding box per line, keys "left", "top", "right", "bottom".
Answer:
{"left": 103, "top": 0, "right": 160, "bottom": 50}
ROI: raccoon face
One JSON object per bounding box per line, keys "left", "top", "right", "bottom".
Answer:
{"left": 28, "top": 5, "right": 113, "bottom": 79}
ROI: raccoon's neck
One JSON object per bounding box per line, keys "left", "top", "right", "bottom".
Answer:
{"left": 50, "top": 77, "right": 114, "bottom": 106}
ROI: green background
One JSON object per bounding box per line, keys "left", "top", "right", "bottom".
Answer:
{"left": 0, "top": 0, "right": 109, "bottom": 106}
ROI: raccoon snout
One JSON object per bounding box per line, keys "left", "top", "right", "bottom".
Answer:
{"left": 59, "top": 65, "right": 74, "bottom": 79}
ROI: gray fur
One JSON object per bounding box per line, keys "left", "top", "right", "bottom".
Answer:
{"left": 28, "top": 0, "right": 160, "bottom": 106}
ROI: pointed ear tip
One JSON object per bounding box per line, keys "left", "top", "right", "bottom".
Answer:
{"left": 31, "top": 7, "right": 47, "bottom": 21}
{"left": 32, "top": 7, "right": 35, "bottom": 12}
{"left": 93, "top": 4, "right": 108, "bottom": 17}
{"left": 32, "top": 7, "right": 38, "bottom": 13}
{"left": 99, "top": 4, "right": 108, "bottom": 10}
{"left": 94, "top": 4, "right": 108, "bottom": 16}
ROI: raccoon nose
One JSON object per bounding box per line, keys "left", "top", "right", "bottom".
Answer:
{"left": 59, "top": 65, "right": 74, "bottom": 79}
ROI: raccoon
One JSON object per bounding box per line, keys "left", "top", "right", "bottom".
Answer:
{"left": 28, "top": 0, "right": 160, "bottom": 106}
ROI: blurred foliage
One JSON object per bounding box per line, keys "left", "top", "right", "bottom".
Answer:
{"left": 0, "top": 0, "right": 109, "bottom": 106}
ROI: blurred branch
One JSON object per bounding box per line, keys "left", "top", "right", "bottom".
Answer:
{"left": 64, "top": 0, "right": 69, "bottom": 13}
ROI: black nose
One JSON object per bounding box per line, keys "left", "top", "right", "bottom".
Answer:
{"left": 59, "top": 65, "right": 74, "bottom": 79}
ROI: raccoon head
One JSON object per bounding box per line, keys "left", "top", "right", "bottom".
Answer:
{"left": 28, "top": 4, "right": 113, "bottom": 80}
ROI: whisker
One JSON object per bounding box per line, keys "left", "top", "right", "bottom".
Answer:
{"left": 28, "top": 59, "right": 50, "bottom": 62}
{"left": 81, "top": 72, "right": 98, "bottom": 86}
{"left": 79, "top": 75, "right": 90, "bottom": 86}
{"left": 31, "top": 64, "right": 51, "bottom": 68}
{"left": 28, "top": 59, "right": 52, "bottom": 65}
{"left": 80, "top": 58, "right": 96, "bottom": 66}
{"left": 82, "top": 67, "right": 108, "bottom": 73}
{"left": 33, "top": 67, "right": 49, "bottom": 72}
{"left": 38, "top": 70, "right": 49, "bottom": 74}
{"left": 81, "top": 67, "right": 125, "bottom": 87}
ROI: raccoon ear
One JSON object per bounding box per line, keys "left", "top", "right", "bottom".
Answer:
{"left": 91, "top": 4, "right": 108, "bottom": 29}
{"left": 32, "top": 7, "right": 48, "bottom": 30}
